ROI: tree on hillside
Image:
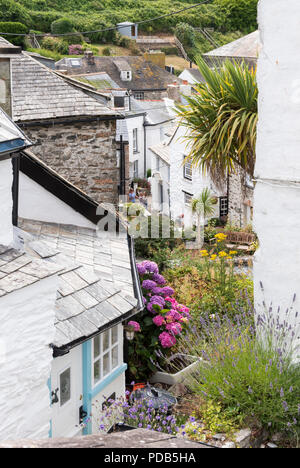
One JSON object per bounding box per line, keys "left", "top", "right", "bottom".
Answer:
{"left": 176, "top": 58, "right": 258, "bottom": 187}
{"left": 215, "top": 0, "right": 258, "bottom": 32}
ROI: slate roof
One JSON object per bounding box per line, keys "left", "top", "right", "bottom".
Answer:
{"left": 132, "top": 98, "right": 176, "bottom": 125}
{"left": 203, "top": 31, "right": 261, "bottom": 67}
{"left": 18, "top": 219, "right": 138, "bottom": 350}
{"left": 180, "top": 68, "right": 205, "bottom": 84}
{"left": 0, "top": 245, "right": 63, "bottom": 297}
{"left": 56, "top": 55, "right": 181, "bottom": 91}
{"left": 0, "top": 36, "right": 117, "bottom": 122}
{"left": 149, "top": 142, "right": 170, "bottom": 165}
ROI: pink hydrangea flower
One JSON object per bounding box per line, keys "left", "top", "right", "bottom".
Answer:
{"left": 153, "top": 315, "right": 165, "bottom": 327}
{"left": 159, "top": 332, "right": 176, "bottom": 348}
{"left": 128, "top": 321, "right": 141, "bottom": 332}
{"left": 166, "top": 322, "right": 182, "bottom": 335}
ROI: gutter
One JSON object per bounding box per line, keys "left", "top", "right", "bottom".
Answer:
{"left": 18, "top": 114, "right": 124, "bottom": 128}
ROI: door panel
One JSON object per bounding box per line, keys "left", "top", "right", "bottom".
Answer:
{"left": 51, "top": 346, "right": 83, "bottom": 438}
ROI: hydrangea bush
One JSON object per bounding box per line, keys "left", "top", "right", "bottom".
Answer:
{"left": 128, "top": 261, "right": 190, "bottom": 381}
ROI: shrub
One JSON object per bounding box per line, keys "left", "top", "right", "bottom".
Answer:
{"left": 51, "top": 18, "right": 75, "bottom": 35}
{"left": 0, "top": 22, "right": 28, "bottom": 46}
{"left": 178, "top": 306, "right": 300, "bottom": 436}
{"left": 41, "top": 36, "right": 69, "bottom": 54}
{"left": 69, "top": 44, "right": 83, "bottom": 55}
{"left": 175, "top": 22, "right": 196, "bottom": 48}
{"left": 102, "top": 46, "right": 111, "bottom": 56}
{"left": 0, "top": 0, "right": 31, "bottom": 26}
{"left": 128, "top": 260, "right": 190, "bottom": 381}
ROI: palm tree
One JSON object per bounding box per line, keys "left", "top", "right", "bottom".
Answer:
{"left": 191, "top": 188, "right": 216, "bottom": 246}
{"left": 176, "top": 57, "right": 258, "bottom": 187}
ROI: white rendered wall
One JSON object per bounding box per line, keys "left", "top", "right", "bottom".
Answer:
{"left": 0, "top": 276, "right": 58, "bottom": 440}
{"left": 0, "top": 159, "right": 13, "bottom": 246}
{"left": 19, "top": 173, "right": 95, "bottom": 229}
{"left": 169, "top": 125, "right": 221, "bottom": 226}
{"left": 254, "top": 0, "right": 300, "bottom": 333}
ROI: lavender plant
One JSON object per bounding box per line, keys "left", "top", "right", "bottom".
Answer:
{"left": 173, "top": 302, "right": 300, "bottom": 435}
{"left": 95, "top": 392, "right": 190, "bottom": 436}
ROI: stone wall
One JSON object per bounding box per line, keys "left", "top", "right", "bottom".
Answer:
{"left": 228, "top": 167, "right": 254, "bottom": 228}
{"left": 22, "top": 119, "right": 120, "bottom": 205}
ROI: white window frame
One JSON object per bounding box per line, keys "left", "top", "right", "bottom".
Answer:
{"left": 133, "top": 128, "right": 139, "bottom": 153}
{"left": 183, "top": 191, "right": 193, "bottom": 206}
{"left": 219, "top": 196, "right": 228, "bottom": 217}
{"left": 92, "top": 326, "right": 120, "bottom": 388}
{"left": 133, "top": 159, "right": 139, "bottom": 178}
{"left": 183, "top": 157, "right": 192, "bottom": 181}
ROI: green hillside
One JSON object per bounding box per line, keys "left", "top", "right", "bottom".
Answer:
{"left": 0, "top": 0, "right": 258, "bottom": 36}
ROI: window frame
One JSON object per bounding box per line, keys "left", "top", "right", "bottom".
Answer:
{"left": 134, "top": 92, "right": 145, "bottom": 101}
{"left": 183, "top": 157, "right": 192, "bottom": 181}
{"left": 183, "top": 190, "right": 193, "bottom": 206}
{"left": 133, "top": 128, "right": 139, "bottom": 153}
{"left": 92, "top": 326, "right": 120, "bottom": 388}
{"left": 219, "top": 196, "right": 229, "bottom": 217}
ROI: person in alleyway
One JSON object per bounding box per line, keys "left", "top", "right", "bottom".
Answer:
{"left": 129, "top": 188, "right": 136, "bottom": 203}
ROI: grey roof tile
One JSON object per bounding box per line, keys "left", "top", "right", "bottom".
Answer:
{"left": 0, "top": 37, "right": 117, "bottom": 122}
{"left": 18, "top": 219, "right": 138, "bottom": 348}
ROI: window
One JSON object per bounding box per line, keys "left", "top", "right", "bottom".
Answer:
{"left": 134, "top": 92, "right": 144, "bottom": 101}
{"left": 219, "top": 197, "right": 228, "bottom": 217}
{"left": 183, "top": 191, "right": 193, "bottom": 205}
{"left": 121, "top": 71, "right": 132, "bottom": 81}
{"left": 133, "top": 128, "right": 138, "bottom": 153}
{"left": 133, "top": 160, "right": 139, "bottom": 178}
{"left": 183, "top": 157, "right": 192, "bottom": 181}
{"left": 114, "top": 96, "right": 125, "bottom": 108}
{"left": 60, "top": 367, "right": 71, "bottom": 407}
{"left": 93, "top": 326, "right": 120, "bottom": 386}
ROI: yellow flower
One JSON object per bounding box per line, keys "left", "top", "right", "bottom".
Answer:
{"left": 210, "top": 254, "right": 217, "bottom": 260}
{"left": 200, "top": 250, "right": 209, "bottom": 257}
{"left": 227, "top": 256, "right": 233, "bottom": 260}
{"left": 215, "top": 233, "right": 227, "bottom": 241}
{"left": 219, "top": 251, "right": 227, "bottom": 258}
{"left": 229, "top": 250, "right": 237, "bottom": 256}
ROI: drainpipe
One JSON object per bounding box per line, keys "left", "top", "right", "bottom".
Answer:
{"left": 143, "top": 118, "right": 147, "bottom": 178}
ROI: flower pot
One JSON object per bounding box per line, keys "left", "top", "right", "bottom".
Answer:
{"left": 150, "top": 354, "right": 205, "bottom": 386}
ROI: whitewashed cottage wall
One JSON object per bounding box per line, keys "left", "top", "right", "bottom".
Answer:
{"left": 254, "top": 0, "right": 300, "bottom": 337}
{"left": 0, "top": 277, "right": 58, "bottom": 440}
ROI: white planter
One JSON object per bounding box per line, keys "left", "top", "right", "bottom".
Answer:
{"left": 150, "top": 354, "right": 204, "bottom": 386}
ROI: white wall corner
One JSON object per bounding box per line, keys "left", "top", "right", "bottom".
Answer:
{"left": 0, "top": 275, "right": 58, "bottom": 440}
{"left": 0, "top": 159, "right": 13, "bottom": 247}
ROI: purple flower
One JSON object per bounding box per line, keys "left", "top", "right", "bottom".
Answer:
{"left": 280, "top": 388, "right": 284, "bottom": 398}
{"left": 137, "top": 264, "right": 147, "bottom": 276}
{"left": 142, "top": 279, "right": 157, "bottom": 291}
{"left": 160, "top": 286, "right": 175, "bottom": 297}
{"left": 248, "top": 386, "right": 253, "bottom": 394}
{"left": 152, "top": 273, "right": 166, "bottom": 285}
{"left": 140, "top": 261, "right": 159, "bottom": 274}
{"left": 190, "top": 416, "right": 196, "bottom": 422}
{"left": 150, "top": 295, "right": 165, "bottom": 307}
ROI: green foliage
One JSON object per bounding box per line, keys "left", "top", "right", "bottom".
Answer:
{"left": 102, "top": 46, "right": 111, "bottom": 56}
{"left": 175, "top": 22, "right": 196, "bottom": 48}
{"left": 176, "top": 58, "right": 258, "bottom": 185}
{"left": 41, "top": 36, "right": 69, "bottom": 54}
{"left": 0, "top": 0, "right": 31, "bottom": 26}
{"left": 186, "top": 312, "right": 300, "bottom": 435}
{"left": 133, "top": 215, "right": 184, "bottom": 271}
{"left": 51, "top": 17, "right": 75, "bottom": 35}
{"left": 5, "top": 1, "right": 258, "bottom": 37}
{"left": 26, "top": 47, "right": 63, "bottom": 61}
{"left": 0, "top": 22, "right": 28, "bottom": 46}
{"left": 215, "top": 0, "right": 258, "bottom": 32}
